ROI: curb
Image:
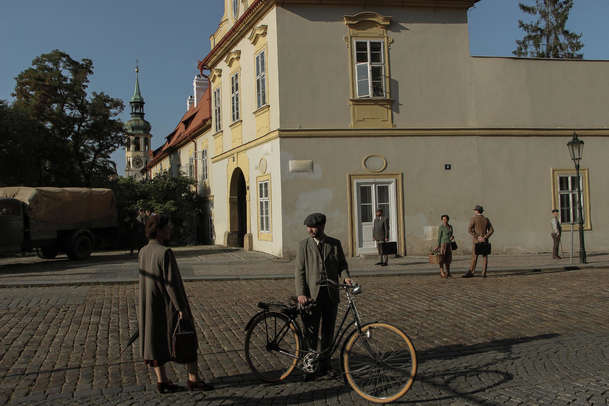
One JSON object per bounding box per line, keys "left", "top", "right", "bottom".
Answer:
{"left": 1, "top": 262, "right": 607, "bottom": 288}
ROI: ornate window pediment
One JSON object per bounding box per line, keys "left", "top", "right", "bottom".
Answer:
{"left": 210, "top": 68, "right": 223, "bottom": 84}
{"left": 248, "top": 24, "right": 268, "bottom": 46}
{"left": 225, "top": 50, "right": 241, "bottom": 68}
{"left": 344, "top": 12, "right": 391, "bottom": 32}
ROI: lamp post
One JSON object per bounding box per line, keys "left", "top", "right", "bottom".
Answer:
{"left": 567, "top": 132, "right": 586, "bottom": 264}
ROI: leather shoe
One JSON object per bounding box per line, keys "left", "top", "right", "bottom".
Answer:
{"left": 375, "top": 262, "right": 383, "bottom": 265}
{"left": 462, "top": 271, "right": 474, "bottom": 278}
{"left": 157, "top": 382, "right": 182, "bottom": 394}
{"left": 303, "top": 373, "right": 316, "bottom": 382}
{"left": 187, "top": 380, "right": 214, "bottom": 391}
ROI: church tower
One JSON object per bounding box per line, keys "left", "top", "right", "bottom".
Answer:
{"left": 125, "top": 64, "right": 152, "bottom": 180}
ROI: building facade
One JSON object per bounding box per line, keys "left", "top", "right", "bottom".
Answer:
{"left": 125, "top": 66, "right": 152, "bottom": 180}
{"left": 149, "top": 0, "right": 609, "bottom": 258}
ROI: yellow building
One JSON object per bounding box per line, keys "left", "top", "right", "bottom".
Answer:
{"left": 149, "top": 0, "right": 609, "bottom": 258}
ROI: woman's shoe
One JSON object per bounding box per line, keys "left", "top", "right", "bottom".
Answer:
{"left": 187, "top": 380, "right": 215, "bottom": 391}
{"left": 157, "top": 382, "right": 181, "bottom": 394}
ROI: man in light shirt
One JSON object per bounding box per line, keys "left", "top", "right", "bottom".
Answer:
{"left": 551, "top": 209, "right": 562, "bottom": 259}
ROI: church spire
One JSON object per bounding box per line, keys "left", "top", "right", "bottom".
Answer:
{"left": 130, "top": 62, "right": 145, "bottom": 116}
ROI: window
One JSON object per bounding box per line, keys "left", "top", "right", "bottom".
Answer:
{"left": 144, "top": 138, "right": 149, "bottom": 151}
{"left": 188, "top": 157, "right": 194, "bottom": 179}
{"left": 232, "top": 0, "right": 239, "bottom": 18}
{"left": 200, "top": 149, "right": 208, "bottom": 181}
{"left": 354, "top": 40, "right": 385, "bottom": 98}
{"left": 552, "top": 168, "right": 591, "bottom": 230}
{"left": 258, "top": 180, "right": 270, "bottom": 232}
{"left": 134, "top": 137, "right": 140, "bottom": 151}
{"left": 255, "top": 51, "right": 266, "bottom": 108}
{"left": 231, "top": 73, "right": 240, "bottom": 122}
{"left": 213, "top": 88, "right": 222, "bottom": 131}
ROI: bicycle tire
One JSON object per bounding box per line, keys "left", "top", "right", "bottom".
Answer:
{"left": 244, "top": 311, "right": 301, "bottom": 383}
{"left": 342, "top": 322, "right": 417, "bottom": 403}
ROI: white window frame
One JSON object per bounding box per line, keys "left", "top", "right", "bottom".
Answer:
{"left": 233, "top": 0, "right": 239, "bottom": 18}
{"left": 213, "top": 87, "right": 222, "bottom": 132}
{"left": 255, "top": 51, "right": 266, "bottom": 108}
{"left": 188, "top": 156, "right": 194, "bottom": 179}
{"left": 231, "top": 72, "right": 240, "bottom": 122}
{"left": 353, "top": 39, "right": 386, "bottom": 98}
{"left": 557, "top": 174, "right": 585, "bottom": 225}
{"left": 258, "top": 180, "right": 270, "bottom": 233}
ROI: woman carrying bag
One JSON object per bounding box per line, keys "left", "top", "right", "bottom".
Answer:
{"left": 138, "top": 214, "right": 214, "bottom": 394}
{"left": 435, "top": 215, "right": 456, "bottom": 279}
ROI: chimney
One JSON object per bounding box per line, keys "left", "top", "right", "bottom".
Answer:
{"left": 193, "top": 74, "right": 209, "bottom": 107}
{"left": 187, "top": 95, "right": 195, "bottom": 110}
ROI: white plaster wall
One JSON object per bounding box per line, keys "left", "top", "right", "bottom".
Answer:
{"left": 211, "top": 158, "right": 229, "bottom": 244}
{"left": 245, "top": 138, "right": 283, "bottom": 256}
{"left": 279, "top": 135, "right": 609, "bottom": 256}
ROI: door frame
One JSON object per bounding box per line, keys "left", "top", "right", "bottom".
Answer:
{"left": 347, "top": 172, "right": 406, "bottom": 257}
{"left": 354, "top": 180, "right": 398, "bottom": 254}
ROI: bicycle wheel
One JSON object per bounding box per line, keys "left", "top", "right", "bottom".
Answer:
{"left": 342, "top": 322, "right": 417, "bottom": 403}
{"left": 244, "top": 311, "right": 301, "bottom": 383}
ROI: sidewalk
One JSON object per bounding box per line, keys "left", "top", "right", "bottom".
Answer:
{"left": 0, "top": 245, "right": 607, "bottom": 287}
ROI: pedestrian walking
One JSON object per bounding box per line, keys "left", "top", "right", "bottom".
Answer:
{"left": 551, "top": 209, "right": 562, "bottom": 259}
{"left": 295, "top": 212, "right": 353, "bottom": 381}
{"left": 373, "top": 208, "right": 390, "bottom": 266}
{"left": 463, "top": 205, "right": 494, "bottom": 278}
{"left": 435, "top": 215, "right": 454, "bottom": 278}
{"left": 138, "top": 214, "right": 213, "bottom": 394}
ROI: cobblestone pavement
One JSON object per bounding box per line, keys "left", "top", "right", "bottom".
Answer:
{"left": 1, "top": 269, "right": 609, "bottom": 405}
{"left": 1, "top": 245, "right": 608, "bottom": 285}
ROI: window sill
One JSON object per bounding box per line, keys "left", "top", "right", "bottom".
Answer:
{"left": 253, "top": 104, "right": 270, "bottom": 116}
{"left": 229, "top": 119, "right": 243, "bottom": 129}
{"left": 350, "top": 98, "right": 393, "bottom": 106}
{"left": 212, "top": 130, "right": 224, "bottom": 138}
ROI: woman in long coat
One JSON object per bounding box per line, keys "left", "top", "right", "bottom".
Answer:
{"left": 436, "top": 214, "right": 455, "bottom": 279}
{"left": 138, "top": 214, "right": 213, "bottom": 393}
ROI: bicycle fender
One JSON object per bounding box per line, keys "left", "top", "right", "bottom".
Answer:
{"left": 244, "top": 311, "right": 268, "bottom": 331}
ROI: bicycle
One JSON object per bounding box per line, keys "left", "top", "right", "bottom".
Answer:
{"left": 244, "top": 280, "right": 417, "bottom": 403}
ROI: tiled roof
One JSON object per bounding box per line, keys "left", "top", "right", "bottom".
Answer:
{"left": 146, "top": 86, "right": 211, "bottom": 170}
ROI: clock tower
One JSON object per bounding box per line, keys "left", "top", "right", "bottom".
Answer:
{"left": 124, "top": 64, "right": 152, "bottom": 180}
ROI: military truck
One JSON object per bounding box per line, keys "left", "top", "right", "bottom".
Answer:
{"left": 0, "top": 187, "right": 118, "bottom": 260}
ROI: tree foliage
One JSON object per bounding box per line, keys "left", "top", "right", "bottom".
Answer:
{"left": 8, "top": 50, "right": 125, "bottom": 187}
{"left": 110, "top": 173, "right": 204, "bottom": 245}
{"left": 513, "top": 0, "right": 583, "bottom": 59}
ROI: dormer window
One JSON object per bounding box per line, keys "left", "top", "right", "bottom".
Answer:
{"left": 233, "top": 0, "right": 239, "bottom": 18}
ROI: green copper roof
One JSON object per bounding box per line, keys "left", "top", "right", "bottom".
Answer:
{"left": 131, "top": 66, "right": 144, "bottom": 103}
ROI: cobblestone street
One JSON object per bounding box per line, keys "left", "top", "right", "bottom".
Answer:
{"left": 1, "top": 268, "right": 609, "bottom": 405}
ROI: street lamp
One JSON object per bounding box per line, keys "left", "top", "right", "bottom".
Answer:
{"left": 567, "top": 132, "right": 586, "bottom": 264}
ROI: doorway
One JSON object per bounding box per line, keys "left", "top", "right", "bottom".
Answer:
{"left": 228, "top": 168, "right": 247, "bottom": 247}
{"left": 353, "top": 179, "right": 398, "bottom": 255}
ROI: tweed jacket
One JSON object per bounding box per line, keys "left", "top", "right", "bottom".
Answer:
{"left": 295, "top": 236, "right": 350, "bottom": 303}
{"left": 138, "top": 240, "right": 196, "bottom": 363}
{"left": 468, "top": 215, "right": 494, "bottom": 242}
{"left": 373, "top": 216, "right": 389, "bottom": 241}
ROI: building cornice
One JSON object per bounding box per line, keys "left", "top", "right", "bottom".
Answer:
{"left": 277, "top": 128, "right": 609, "bottom": 137}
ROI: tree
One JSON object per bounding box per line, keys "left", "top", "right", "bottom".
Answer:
{"left": 0, "top": 100, "right": 51, "bottom": 186}
{"left": 513, "top": 0, "right": 583, "bottom": 59}
{"left": 13, "top": 50, "right": 125, "bottom": 186}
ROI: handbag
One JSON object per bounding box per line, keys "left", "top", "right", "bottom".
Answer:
{"left": 429, "top": 253, "right": 441, "bottom": 264}
{"left": 450, "top": 241, "right": 458, "bottom": 250}
{"left": 172, "top": 317, "right": 197, "bottom": 363}
{"left": 475, "top": 242, "right": 491, "bottom": 256}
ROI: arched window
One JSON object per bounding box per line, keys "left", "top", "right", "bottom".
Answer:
{"left": 144, "top": 137, "right": 150, "bottom": 151}
{"left": 134, "top": 137, "right": 140, "bottom": 151}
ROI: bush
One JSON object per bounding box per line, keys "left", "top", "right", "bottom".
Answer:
{"left": 109, "top": 173, "right": 204, "bottom": 246}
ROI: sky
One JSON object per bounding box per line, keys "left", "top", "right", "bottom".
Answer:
{"left": 2, "top": 1, "right": 608, "bottom": 176}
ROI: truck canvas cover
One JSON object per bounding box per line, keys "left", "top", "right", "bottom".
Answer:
{"left": 0, "top": 187, "right": 118, "bottom": 236}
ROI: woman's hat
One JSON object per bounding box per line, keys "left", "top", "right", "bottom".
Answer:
{"left": 473, "top": 205, "right": 484, "bottom": 213}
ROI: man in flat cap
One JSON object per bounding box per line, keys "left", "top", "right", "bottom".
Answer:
{"left": 551, "top": 209, "right": 562, "bottom": 259}
{"left": 295, "top": 212, "right": 352, "bottom": 380}
{"left": 463, "top": 205, "right": 494, "bottom": 278}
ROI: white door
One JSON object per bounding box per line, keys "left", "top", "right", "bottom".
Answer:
{"left": 354, "top": 179, "right": 397, "bottom": 255}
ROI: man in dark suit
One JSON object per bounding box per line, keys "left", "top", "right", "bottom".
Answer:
{"left": 295, "top": 212, "right": 352, "bottom": 380}
{"left": 373, "top": 208, "right": 390, "bottom": 266}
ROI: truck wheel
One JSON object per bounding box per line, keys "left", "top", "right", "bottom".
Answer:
{"left": 67, "top": 232, "right": 93, "bottom": 260}
{"left": 37, "top": 246, "right": 58, "bottom": 259}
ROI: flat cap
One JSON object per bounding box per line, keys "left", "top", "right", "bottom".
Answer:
{"left": 304, "top": 212, "right": 326, "bottom": 227}
{"left": 473, "top": 205, "right": 484, "bottom": 213}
